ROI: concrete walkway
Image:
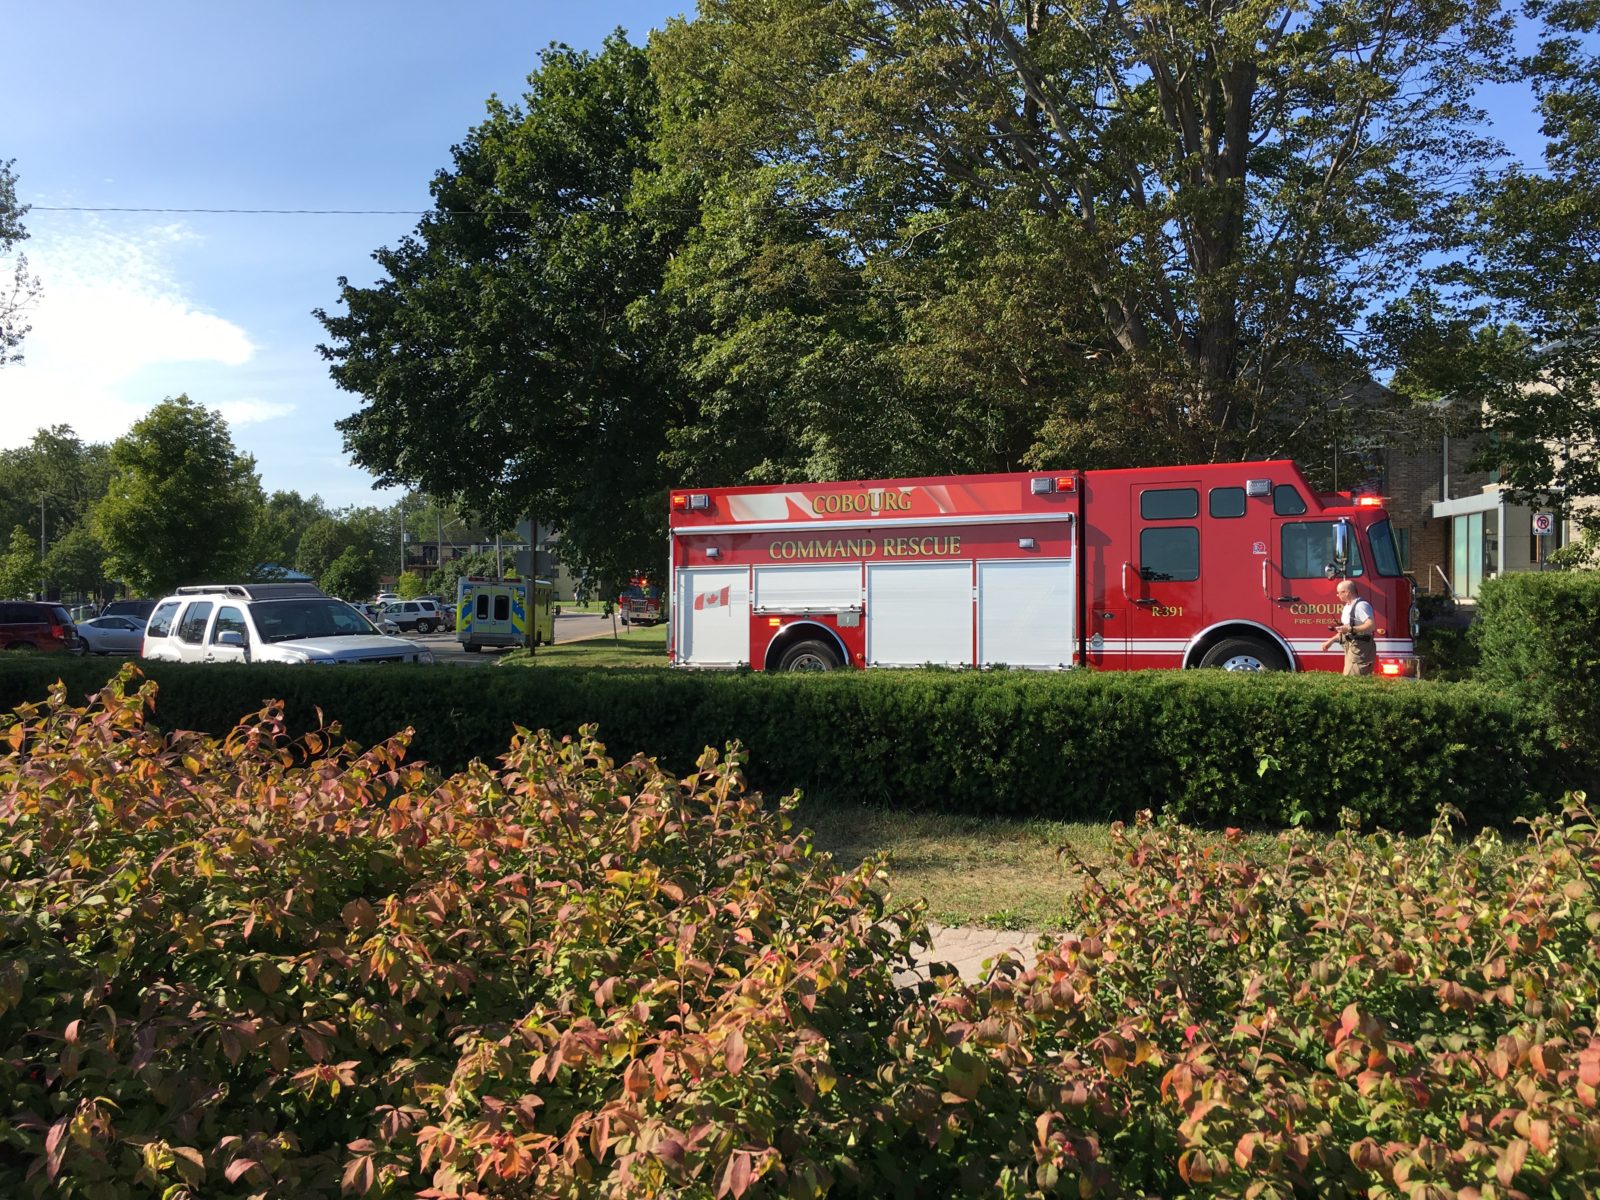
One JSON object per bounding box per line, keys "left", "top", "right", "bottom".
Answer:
{"left": 902, "top": 922, "right": 1046, "bottom": 985}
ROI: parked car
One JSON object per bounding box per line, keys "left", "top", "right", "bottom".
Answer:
{"left": 142, "top": 583, "right": 433, "bottom": 666}
{"left": 74, "top": 615, "right": 147, "bottom": 655}
{"left": 418, "top": 595, "right": 456, "bottom": 630}
{"left": 0, "top": 601, "right": 78, "bottom": 652}
{"left": 373, "top": 592, "right": 399, "bottom": 606}
{"left": 378, "top": 598, "right": 449, "bottom": 634}
{"left": 101, "top": 598, "right": 160, "bottom": 624}
{"left": 351, "top": 602, "right": 401, "bottom": 635}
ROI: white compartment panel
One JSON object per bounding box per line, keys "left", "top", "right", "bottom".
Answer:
{"left": 866, "top": 562, "right": 972, "bottom": 666}
{"left": 978, "top": 559, "right": 1076, "bottom": 668}
{"left": 753, "top": 564, "right": 861, "bottom": 611}
{"left": 676, "top": 568, "right": 750, "bottom": 665}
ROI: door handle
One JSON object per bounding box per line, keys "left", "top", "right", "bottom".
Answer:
{"left": 1132, "top": 598, "right": 1156, "bottom": 606}
{"left": 1275, "top": 594, "right": 1300, "bottom": 603}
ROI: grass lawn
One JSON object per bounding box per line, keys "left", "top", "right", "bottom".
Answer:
{"left": 500, "top": 624, "right": 669, "bottom": 669}
{"left": 800, "top": 801, "right": 1321, "bottom": 931}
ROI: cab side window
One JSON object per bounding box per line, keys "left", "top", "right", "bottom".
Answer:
{"left": 211, "top": 606, "right": 248, "bottom": 642}
{"left": 1209, "top": 487, "right": 1246, "bottom": 518}
{"left": 176, "top": 602, "right": 213, "bottom": 644}
{"left": 1281, "top": 522, "right": 1364, "bottom": 578}
{"left": 1139, "top": 527, "right": 1200, "bottom": 581}
{"left": 1141, "top": 488, "right": 1198, "bottom": 520}
{"left": 146, "top": 601, "right": 181, "bottom": 638}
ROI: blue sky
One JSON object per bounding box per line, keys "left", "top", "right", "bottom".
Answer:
{"left": 4, "top": 1, "right": 689, "bottom": 506}
{"left": 3, "top": 2, "right": 1551, "bottom": 508}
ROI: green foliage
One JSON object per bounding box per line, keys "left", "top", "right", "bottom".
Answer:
{"left": 1415, "top": 621, "right": 1481, "bottom": 682}
{"left": 318, "top": 547, "right": 381, "bottom": 601}
{"left": 90, "top": 397, "right": 265, "bottom": 595}
{"left": 0, "top": 659, "right": 1560, "bottom": 831}
{"left": 318, "top": 33, "right": 683, "bottom": 582}
{"left": 0, "top": 427, "right": 113, "bottom": 588}
{"left": 426, "top": 550, "right": 498, "bottom": 599}
{"left": 1472, "top": 570, "right": 1600, "bottom": 778}
{"left": 394, "top": 570, "right": 425, "bottom": 599}
{"left": 0, "top": 158, "right": 40, "bottom": 367}
{"left": 4, "top": 673, "right": 1600, "bottom": 1197}
{"left": 0, "top": 524, "right": 39, "bottom": 598}
{"left": 251, "top": 489, "right": 330, "bottom": 572}
{"left": 40, "top": 524, "right": 108, "bottom": 596}
{"left": 653, "top": 0, "right": 1513, "bottom": 470}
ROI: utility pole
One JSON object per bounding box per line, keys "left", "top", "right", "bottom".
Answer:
{"left": 38, "top": 493, "right": 47, "bottom": 601}
{"left": 398, "top": 500, "right": 406, "bottom": 581}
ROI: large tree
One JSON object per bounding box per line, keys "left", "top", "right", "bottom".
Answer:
{"left": 317, "top": 33, "right": 689, "bottom": 580}
{"left": 91, "top": 397, "right": 265, "bottom": 595}
{"left": 1466, "top": 0, "right": 1600, "bottom": 527}
{"left": 0, "top": 159, "right": 41, "bottom": 368}
{"left": 0, "top": 426, "right": 114, "bottom": 562}
{"left": 651, "top": 0, "right": 1513, "bottom": 468}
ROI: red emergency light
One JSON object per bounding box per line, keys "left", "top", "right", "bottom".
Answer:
{"left": 1355, "top": 495, "right": 1386, "bottom": 507}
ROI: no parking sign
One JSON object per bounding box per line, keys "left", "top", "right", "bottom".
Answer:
{"left": 1533, "top": 512, "right": 1555, "bottom": 537}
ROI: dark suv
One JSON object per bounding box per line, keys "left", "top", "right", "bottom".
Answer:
{"left": 0, "top": 601, "right": 78, "bottom": 652}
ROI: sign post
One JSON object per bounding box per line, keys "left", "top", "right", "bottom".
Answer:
{"left": 1533, "top": 512, "right": 1555, "bottom": 568}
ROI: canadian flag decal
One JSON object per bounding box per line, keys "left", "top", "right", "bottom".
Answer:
{"left": 695, "top": 586, "right": 732, "bottom": 611}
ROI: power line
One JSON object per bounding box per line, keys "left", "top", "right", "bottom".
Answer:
{"left": 30, "top": 205, "right": 441, "bottom": 215}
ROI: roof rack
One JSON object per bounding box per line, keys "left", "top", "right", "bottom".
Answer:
{"left": 173, "top": 583, "right": 328, "bottom": 600}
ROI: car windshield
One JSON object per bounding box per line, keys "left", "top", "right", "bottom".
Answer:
{"left": 249, "top": 599, "right": 382, "bottom": 642}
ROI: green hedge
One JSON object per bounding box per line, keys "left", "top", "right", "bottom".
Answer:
{"left": 0, "top": 657, "right": 1562, "bottom": 830}
{"left": 1473, "top": 569, "right": 1600, "bottom": 783}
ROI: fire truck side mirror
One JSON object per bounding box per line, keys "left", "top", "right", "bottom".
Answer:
{"left": 1332, "top": 519, "right": 1351, "bottom": 575}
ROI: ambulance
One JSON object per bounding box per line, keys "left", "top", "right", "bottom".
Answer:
{"left": 455, "top": 576, "right": 555, "bottom": 653}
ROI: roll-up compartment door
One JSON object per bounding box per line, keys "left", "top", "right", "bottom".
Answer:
{"left": 977, "top": 559, "right": 1076, "bottom": 668}
{"left": 866, "top": 562, "right": 972, "bottom": 666}
{"left": 753, "top": 564, "right": 861, "bottom": 611}
{"left": 676, "top": 567, "right": 751, "bottom": 665}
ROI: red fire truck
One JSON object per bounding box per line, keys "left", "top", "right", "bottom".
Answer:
{"left": 667, "top": 461, "right": 1419, "bottom": 675}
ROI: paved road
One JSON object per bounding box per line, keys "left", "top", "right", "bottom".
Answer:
{"left": 420, "top": 610, "right": 632, "bottom": 666}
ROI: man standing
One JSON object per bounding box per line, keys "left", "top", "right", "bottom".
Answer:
{"left": 1321, "top": 580, "right": 1377, "bottom": 676}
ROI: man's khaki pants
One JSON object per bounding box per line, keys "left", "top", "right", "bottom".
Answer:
{"left": 1344, "top": 637, "right": 1376, "bottom": 676}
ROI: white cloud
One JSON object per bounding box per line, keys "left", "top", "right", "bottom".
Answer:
{"left": 217, "top": 398, "right": 297, "bottom": 426}
{"left": 0, "top": 219, "right": 257, "bottom": 447}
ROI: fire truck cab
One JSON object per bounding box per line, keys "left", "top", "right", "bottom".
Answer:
{"left": 667, "top": 461, "right": 1419, "bottom": 676}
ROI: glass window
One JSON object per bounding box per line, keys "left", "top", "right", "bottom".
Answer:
{"left": 176, "top": 602, "right": 213, "bottom": 643}
{"left": 1281, "top": 522, "right": 1364, "bottom": 579}
{"left": 1209, "top": 487, "right": 1246, "bottom": 518}
{"left": 1273, "top": 486, "right": 1307, "bottom": 515}
{"left": 493, "top": 595, "right": 510, "bottom": 621}
{"left": 211, "top": 606, "right": 248, "bottom": 642}
{"left": 1366, "top": 519, "right": 1403, "bottom": 577}
{"left": 1394, "top": 527, "right": 1411, "bottom": 572}
{"left": 1141, "top": 488, "right": 1198, "bottom": 520}
{"left": 146, "top": 601, "right": 180, "bottom": 638}
{"left": 247, "top": 599, "right": 382, "bottom": 642}
{"left": 476, "top": 594, "right": 489, "bottom": 620}
{"left": 1139, "top": 527, "right": 1199, "bottom": 582}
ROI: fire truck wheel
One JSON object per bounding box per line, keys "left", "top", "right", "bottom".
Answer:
{"left": 777, "top": 639, "right": 843, "bottom": 672}
{"left": 1198, "top": 636, "right": 1289, "bottom": 672}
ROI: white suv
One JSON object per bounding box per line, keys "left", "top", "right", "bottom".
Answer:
{"left": 142, "top": 583, "right": 434, "bottom": 666}
{"left": 379, "top": 598, "right": 450, "bottom": 634}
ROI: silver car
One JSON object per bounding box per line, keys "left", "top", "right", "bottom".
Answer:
{"left": 75, "top": 615, "right": 146, "bottom": 655}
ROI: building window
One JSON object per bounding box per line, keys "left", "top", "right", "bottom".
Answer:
{"left": 1450, "top": 512, "right": 1497, "bottom": 599}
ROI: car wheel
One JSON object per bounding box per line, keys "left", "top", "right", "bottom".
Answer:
{"left": 777, "top": 638, "right": 843, "bottom": 672}
{"left": 1198, "top": 636, "right": 1289, "bottom": 672}
{"left": 417, "top": 620, "right": 433, "bottom": 635}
